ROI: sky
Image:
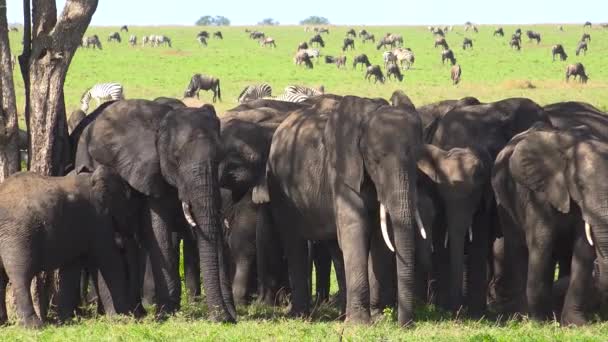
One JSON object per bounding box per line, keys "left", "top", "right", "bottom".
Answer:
{"left": 7, "top": 0, "right": 608, "bottom": 26}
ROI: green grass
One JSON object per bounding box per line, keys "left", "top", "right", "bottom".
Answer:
{"left": 5, "top": 24, "right": 608, "bottom": 339}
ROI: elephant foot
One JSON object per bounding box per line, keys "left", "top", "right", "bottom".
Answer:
{"left": 561, "top": 312, "right": 587, "bottom": 327}
{"left": 287, "top": 306, "right": 310, "bottom": 319}
{"left": 208, "top": 310, "right": 237, "bottom": 324}
{"left": 345, "top": 309, "right": 371, "bottom": 325}
{"left": 21, "top": 315, "right": 43, "bottom": 329}
{"left": 132, "top": 304, "right": 147, "bottom": 319}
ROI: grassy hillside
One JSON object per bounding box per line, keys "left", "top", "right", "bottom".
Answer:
{"left": 8, "top": 24, "right": 608, "bottom": 119}
{"left": 4, "top": 24, "right": 608, "bottom": 340}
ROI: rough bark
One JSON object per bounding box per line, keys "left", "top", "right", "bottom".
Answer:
{"left": 21, "top": 0, "right": 98, "bottom": 175}
{"left": 0, "top": 0, "right": 20, "bottom": 181}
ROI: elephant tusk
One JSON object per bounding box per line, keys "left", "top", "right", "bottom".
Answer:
{"left": 182, "top": 202, "right": 197, "bottom": 227}
{"left": 415, "top": 208, "right": 427, "bottom": 240}
{"left": 585, "top": 221, "right": 594, "bottom": 246}
{"left": 469, "top": 226, "right": 473, "bottom": 242}
{"left": 223, "top": 219, "right": 230, "bottom": 230}
{"left": 380, "top": 203, "right": 395, "bottom": 252}
{"left": 444, "top": 231, "right": 449, "bottom": 249}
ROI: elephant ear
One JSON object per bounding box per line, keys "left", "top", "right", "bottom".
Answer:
{"left": 87, "top": 100, "right": 171, "bottom": 197}
{"left": 325, "top": 96, "right": 387, "bottom": 192}
{"left": 509, "top": 130, "right": 570, "bottom": 213}
{"left": 90, "top": 165, "right": 134, "bottom": 233}
{"left": 417, "top": 144, "right": 444, "bottom": 183}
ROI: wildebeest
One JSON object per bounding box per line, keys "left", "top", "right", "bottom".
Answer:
{"left": 82, "top": 35, "right": 102, "bottom": 49}
{"left": 107, "top": 32, "right": 121, "bottom": 43}
{"left": 512, "top": 32, "right": 522, "bottom": 42}
{"left": 325, "top": 55, "right": 335, "bottom": 64}
{"left": 213, "top": 31, "right": 223, "bottom": 39}
{"left": 198, "top": 31, "right": 210, "bottom": 39}
{"left": 581, "top": 33, "right": 591, "bottom": 42}
{"left": 441, "top": 49, "right": 456, "bottom": 65}
{"left": 150, "top": 35, "right": 172, "bottom": 47}
{"left": 298, "top": 42, "right": 309, "bottom": 51}
{"left": 389, "top": 34, "right": 403, "bottom": 46}
{"left": 510, "top": 38, "right": 521, "bottom": 50}
{"left": 462, "top": 38, "right": 473, "bottom": 50}
{"left": 335, "top": 55, "right": 347, "bottom": 69}
{"left": 294, "top": 51, "right": 313, "bottom": 69}
{"left": 342, "top": 38, "right": 355, "bottom": 51}
{"left": 362, "top": 34, "right": 375, "bottom": 43}
{"left": 352, "top": 54, "right": 371, "bottom": 69}
{"left": 120, "top": 25, "right": 128, "bottom": 32}
{"left": 435, "top": 37, "right": 449, "bottom": 49}
{"left": 128, "top": 35, "right": 137, "bottom": 47}
{"left": 551, "top": 44, "right": 568, "bottom": 61}
{"left": 576, "top": 41, "right": 588, "bottom": 56}
{"left": 309, "top": 34, "right": 325, "bottom": 47}
{"left": 346, "top": 28, "right": 356, "bottom": 37}
{"left": 260, "top": 37, "right": 276, "bottom": 47}
{"left": 584, "top": 21, "right": 592, "bottom": 28}
{"left": 197, "top": 36, "right": 207, "bottom": 46}
{"left": 365, "top": 65, "right": 385, "bottom": 83}
{"left": 359, "top": 29, "right": 368, "bottom": 37}
{"left": 451, "top": 64, "right": 461, "bottom": 85}
{"left": 383, "top": 51, "right": 397, "bottom": 68}
{"left": 317, "top": 28, "right": 329, "bottom": 34}
{"left": 494, "top": 27, "right": 504, "bottom": 36}
{"left": 376, "top": 36, "right": 395, "bottom": 50}
{"left": 602, "top": 23, "right": 608, "bottom": 29}
{"left": 183, "top": 74, "right": 222, "bottom": 102}
{"left": 515, "top": 28, "right": 522, "bottom": 35}
{"left": 433, "top": 27, "right": 445, "bottom": 37}
{"left": 558, "top": 25, "right": 564, "bottom": 31}
{"left": 249, "top": 31, "right": 265, "bottom": 40}
{"left": 386, "top": 64, "right": 403, "bottom": 82}
{"left": 9, "top": 26, "right": 18, "bottom": 32}
{"left": 526, "top": 30, "right": 541, "bottom": 44}
{"left": 566, "top": 63, "right": 588, "bottom": 83}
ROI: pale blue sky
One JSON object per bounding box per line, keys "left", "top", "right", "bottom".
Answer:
{"left": 7, "top": 0, "right": 608, "bottom": 26}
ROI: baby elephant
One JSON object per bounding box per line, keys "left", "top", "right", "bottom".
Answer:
{"left": 0, "top": 167, "right": 133, "bottom": 328}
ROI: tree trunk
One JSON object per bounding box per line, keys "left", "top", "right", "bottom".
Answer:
{"left": 21, "top": 0, "right": 98, "bottom": 175}
{"left": 0, "top": 0, "right": 20, "bottom": 181}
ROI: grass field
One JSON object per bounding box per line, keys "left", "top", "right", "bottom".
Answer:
{"left": 5, "top": 24, "right": 608, "bottom": 340}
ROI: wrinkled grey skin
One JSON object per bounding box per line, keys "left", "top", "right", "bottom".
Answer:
{"left": 263, "top": 95, "right": 423, "bottom": 326}
{"left": 417, "top": 97, "right": 481, "bottom": 134}
{"left": 492, "top": 124, "right": 608, "bottom": 326}
{"left": 426, "top": 98, "right": 550, "bottom": 316}
{"left": 544, "top": 101, "right": 608, "bottom": 141}
{"left": 75, "top": 100, "right": 236, "bottom": 322}
{"left": 0, "top": 167, "right": 132, "bottom": 328}
{"left": 68, "top": 110, "right": 86, "bottom": 134}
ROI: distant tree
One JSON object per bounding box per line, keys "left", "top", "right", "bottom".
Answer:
{"left": 195, "top": 15, "right": 230, "bottom": 26}
{"left": 258, "top": 18, "right": 279, "bottom": 26}
{"left": 299, "top": 16, "right": 330, "bottom": 25}
{"left": 196, "top": 15, "right": 214, "bottom": 26}
{"left": 213, "top": 16, "right": 231, "bottom": 26}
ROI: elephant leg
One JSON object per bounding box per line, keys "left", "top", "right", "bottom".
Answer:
{"left": 335, "top": 192, "right": 371, "bottom": 324}
{"left": 561, "top": 235, "right": 595, "bottom": 326}
{"left": 123, "top": 237, "right": 145, "bottom": 317}
{"left": 93, "top": 240, "right": 130, "bottom": 315}
{"left": 466, "top": 210, "right": 491, "bottom": 317}
{"left": 232, "top": 256, "right": 254, "bottom": 306}
{"left": 0, "top": 268, "right": 7, "bottom": 324}
{"left": 182, "top": 228, "right": 201, "bottom": 301}
{"left": 5, "top": 256, "right": 41, "bottom": 328}
{"left": 281, "top": 234, "right": 310, "bottom": 317}
{"left": 369, "top": 221, "right": 395, "bottom": 319}
{"left": 256, "top": 204, "right": 284, "bottom": 305}
{"left": 142, "top": 197, "right": 181, "bottom": 315}
{"left": 56, "top": 262, "right": 83, "bottom": 322}
{"left": 526, "top": 232, "right": 555, "bottom": 321}
{"left": 327, "top": 240, "right": 346, "bottom": 316}
{"left": 313, "top": 242, "right": 332, "bottom": 305}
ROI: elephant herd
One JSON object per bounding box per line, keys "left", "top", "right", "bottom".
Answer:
{"left": 1, "top": 93, "right": 607, "bottom": 328}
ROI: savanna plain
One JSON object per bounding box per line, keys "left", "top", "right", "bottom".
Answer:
{"left": 5, "top": 24, "right": 608, "bottom": 341}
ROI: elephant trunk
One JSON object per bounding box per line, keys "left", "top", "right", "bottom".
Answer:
{"left": 183, "top": 162, "right": 236, "bottom": 322}
{"left": 383, "top": 168, "right": 417, "bottom": 326}
{"left": 590, "top": 218, "right": 608, "bottom": 309}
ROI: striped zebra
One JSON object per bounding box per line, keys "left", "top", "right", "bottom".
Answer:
{"left": 237, "top": 83, "right": 272, "bottom": 103}
{"left": 383, "top": 51, "right": 397, "bottom": 68}
{"left": 264, "top": 92, "right": 309, "bottom": 103}
{"left": 80, "top": 83, "right": 124, "bottom": 112}
{"left": 302, "top": 49, "right": 320, "bottom": 62}
{"left": 284, "top": 85, "right": 324, "bottom": 97}
{"left": 393, "top": 48, "right": 415, "bottom": 69}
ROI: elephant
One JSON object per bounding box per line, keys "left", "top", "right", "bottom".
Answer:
{"left": 544, "top": 101, "right": 608, "bottom": 142}
{"left": 492, "top": 123, "right": 608, "bottom": 326}
{"left": 68, "top": 109, "right": 86, "bottom": 134}
{"left": 0, "top": 166, "right": 132, "bottom": 328}
{"left": 74, "top": 99, "right": 236, "bottom": 322}
{"left": 416, "top": 97, "right": 480, "bottom": 134}
{"left": 259, "top": 95, "right": 427, "bottom": 326}
{"left": 425, "top": 98, "right": 551, "bottom": 315}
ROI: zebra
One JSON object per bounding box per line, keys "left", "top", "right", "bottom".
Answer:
{"left": 383, "top": 51, "right": 397, "bottom": 68}
{"left": 80, "top": 83, "right": 124, "bottom": 112}
{"left": 393, "top": 48, "right": 415, "bottom": 69}
{"left": 302, "top": 49, "right": 321, "bottom": 63}
{"left": 237, "top": 83, "right": 272, "bottom": 103}
{"left": 284, "top": 85, "right": 324, "bottom": 97}
{"left": 152, "top": 35, "right": 172, "bottom": 47}
{"left": 183, "top": 74, "right": 221, "bottom": 102}
{"left": 129, "top": 35, "right": 137, "bottom": 47}
{"left": 265, "top": 92, "right": 310, "bottom": 103}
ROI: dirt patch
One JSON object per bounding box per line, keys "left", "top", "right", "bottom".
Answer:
{"left": 502, "top": 80, "right": 536, "bottom": 89}
{"left": 161, "top": 50, "right": 192, "bottom": 57}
